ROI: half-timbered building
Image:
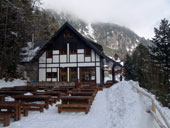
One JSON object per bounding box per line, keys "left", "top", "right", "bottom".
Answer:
{"left": 23, "top": 22, "right": 122, "bottom": 84}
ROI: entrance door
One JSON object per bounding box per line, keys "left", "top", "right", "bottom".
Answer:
{"left": 60, "top": 68, "right": 67, "bottom": 82}
{"left": 70, "top": 67, "right": 77, "bottom": 82}
{"left": 80, "top": 67, "right": 96, "bottom": 84}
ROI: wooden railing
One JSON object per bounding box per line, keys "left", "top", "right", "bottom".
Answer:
{"left": 131, "top": 82, "right": 170, "bottom": 128}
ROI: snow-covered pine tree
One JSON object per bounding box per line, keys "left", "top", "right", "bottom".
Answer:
{"left": 150, "top": 18, "right": 170, "bottom": 93}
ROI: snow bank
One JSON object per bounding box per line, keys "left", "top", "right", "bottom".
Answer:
{"left": 129, "top": 80, "right": 170, "bottom": 127}
{"left": 106, "top": 81, "right": 157, "bottom": 128}
{"left": 0, "top": 78, "right": 26, "bottom": 88}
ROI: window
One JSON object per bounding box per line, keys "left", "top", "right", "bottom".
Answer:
{"left": 85, "top": 49, "right": 91, "bottom": 56}
{"left": 70, "top": 49, "right": 77, "bottom": 54}
{"left": 52, "top": 72, "right": 57, "bottom": 78}
{"left": 46, "top": 51, "right": 52, "bottom": 58}
{"left": 46, "top": 72, "right": 52, "bottom": 78}
{"left": 70, "top": 68, "right": 77, "bottom": 82}
{"left": 60, "top": 50, "right": 67, "bottom": 55}
{"left": 64, "top": 33, "right": 72, "bottom": 38}
{"left": 46, "top": 72, "right": 57, "bottom": 78}
{"left": 80, "top": 67, "right": 95, "bottom": 82}
{"left": 60, "top": 68, "right": 67, "bottom": 82}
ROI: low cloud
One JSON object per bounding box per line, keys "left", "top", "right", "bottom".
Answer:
{"left": 41, "top": 0, "right": 170, "bottom": 38}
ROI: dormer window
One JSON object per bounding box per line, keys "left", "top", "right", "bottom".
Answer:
{"left": 84, "top": 49, "right": 91, "bottom": 56}
{"left": 64, "top": 33, "right": 72, "bottom": 38}
{"left": 46, "top": 51, "right": 52, "bottom": 58}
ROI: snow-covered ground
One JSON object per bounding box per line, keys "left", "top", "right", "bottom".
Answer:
{"left": 0, "top": 80, "right": 169, "bottom": 128}
{"left": 0, "top": 79, "right": 26, "bottom": 88}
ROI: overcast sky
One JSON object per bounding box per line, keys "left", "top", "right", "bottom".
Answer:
{"left": 41, "top": 0, "right": 170, "bottom": 39}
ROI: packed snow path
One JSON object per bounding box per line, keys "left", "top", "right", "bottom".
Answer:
{"left": 3, "top": 81, "right": 162, "bottom": 128}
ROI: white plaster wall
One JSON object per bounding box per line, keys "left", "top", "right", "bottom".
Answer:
{"left": 52, "top": 78, "right": 57, "bottom": 82}
{"left": 47, "top": 58, "right": 52, "bottom": 63}
{"left": 39, "top": 64, "right": 46, "bottom": 68}
{"left": 78, "top": 63, "right": 95, "bottom": 67}
{"left": 60, "top": 55, "right": 67, "bottom": 62}
{"left": 53, "top": 50, "right": 59, "bottom": 54}
{"left": 39, "top": 68, "right": 46, "bottom": 81}
{"left": 47, "top": 78, "right": 51, "bottom": 82}
{"left": 96, "top": 67, "right": 101, "bottom": 84}
{"left": 70, "top": 55, "right": 76, "bottom": 62}
{"left": 39, "top": 52, "right": 46, "bottom": 63}
{"left": 85, "top": 57, "right": 91, "bottom": 62}
{"left": 96, "top": 54, "right": 100, "bottom": 61}
{"left": 52, "top": 68, "right": 57, "bottom": 72}
{"left": 91, "top": 50, "right": 95, "bottom": 62}
{"left": 78, "top": 54, "right": 84, "bottom": 62}
{"left": 53, "top": 55, "right": 59, "bottom": 63}
{"left": 96, "top": 62, "right": 100, "bottom": 66}
{"left": 77, "top": 49, "right": 84, "bottom": 53}
{"left": 47, "top": 68, "right": 51, "bottom": 72}
{"left": 47, "top": 64, "right": 59, "bottom": 67}
{"left": 60, "top": 63, "right": 77, "bottom": 67}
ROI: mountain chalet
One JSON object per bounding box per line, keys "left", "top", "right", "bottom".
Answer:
{"left": 22, "top": 22, "right": 122, "bottom": 84}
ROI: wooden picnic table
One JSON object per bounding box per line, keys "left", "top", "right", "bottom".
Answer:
{"left": 32, "top": 91, "right": 60, "bottom": 96}
{"left": 69, "top": 92, "right": 95, "bottom": 97}
{"left": 0, "top": 91, "right": 26, "bottom": 96}
{"left": 33, "top": 91, "right": 68, "bottom": 97}
{"left": 72, "top": 89, "right": 98, "bottom": 94}
{"left": 59, "top": 86, "right": 75, "bottom": 90}
{"left": 13, "top": 86, "right": 36, "bottom": 92}
{"left": 57, "top": 96, "right": 92, "bottom": 114}
{"left": 60, "top": 96, "right": 92, "bottom": 105}
{"left": 0, "top": 101, "right": 22, "bottom": 121}
{"left": 0, "top": 95, "right": 6, "bottom": 102}
{"left": 52, "top": 88, "right": 69, "bottom": 93}
{"left": 0, "top": 87, "right": 14, "bottom": 91}
{"left": 12, "top": 95, "right": 51, "bottom": 109}
{"left": 36, "top": 86, "right": 54, "bottom": 90}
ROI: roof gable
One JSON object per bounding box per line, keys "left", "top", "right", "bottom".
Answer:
{"left": 30, "top": 22, "right": 122, "bottom": 67}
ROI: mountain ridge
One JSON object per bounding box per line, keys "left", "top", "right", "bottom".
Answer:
{"left": 47, "top": 10, "right": 150, "bottom": 58}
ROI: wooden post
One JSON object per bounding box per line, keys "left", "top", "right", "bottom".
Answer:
{"left": 152, "top": 100, "right": 156, "bottom": 113}
{"left": 112, "top": 65, "right": 115, "bottom": 82}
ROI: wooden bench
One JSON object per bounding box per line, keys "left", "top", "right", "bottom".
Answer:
{"left": 20, "top": 106, "right": 29, "bottom": 117}
{"left": 0, "top": 113, "right": 14, "bottom": 127}
{"left": 21, "top": 103, "right": 45, "bottom": 113}
{"left": 12, "top": 95, "right": 50, "bottom": 109}
{"left": 60, "top": 96, "right": 93, "bottom": 105}
{"left": 56, "top": 104, "right": 90, "bottom": 114}
{"left": 0, "top": 102, "right": 21, "bottom": 121}
{"left": 69, "top": 92, "right": 96, "bottom": 101}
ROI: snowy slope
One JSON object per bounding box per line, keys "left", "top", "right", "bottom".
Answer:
{"left": 0, "top": 81, "right": 169, "bottom": 128}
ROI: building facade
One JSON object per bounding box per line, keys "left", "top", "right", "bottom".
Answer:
{"left": 26, "top": 22, "right": 121, "bottom": 84}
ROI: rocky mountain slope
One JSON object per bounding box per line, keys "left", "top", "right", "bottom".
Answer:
{"left": 48, "top": 11, "right": 150, "bottom": 59}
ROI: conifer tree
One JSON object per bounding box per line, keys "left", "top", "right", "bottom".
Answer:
{"left": 150, "top": 19, "right": 170, "bottom": 93}
{"left": 124, "top": 54, "right": 134, "bottom": 80}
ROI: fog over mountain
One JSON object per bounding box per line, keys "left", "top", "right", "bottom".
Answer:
{"left": 41, "top": 0, "right": 170, "bottom": 39}
{"left": 47, "top": 11, "right": 150, "bottom": 58}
